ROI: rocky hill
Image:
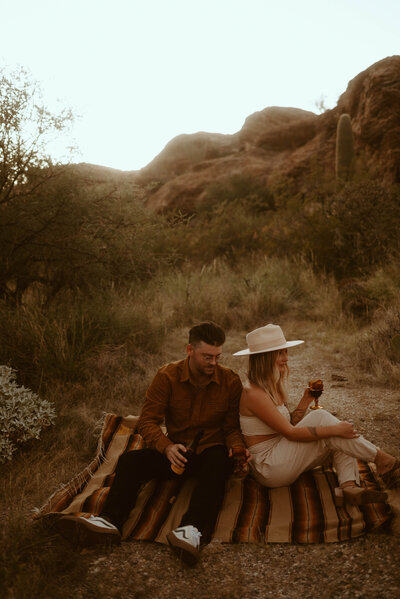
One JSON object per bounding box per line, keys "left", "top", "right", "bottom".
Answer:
{"left": 133, "top": 56, "right": 400, "bottom": 212}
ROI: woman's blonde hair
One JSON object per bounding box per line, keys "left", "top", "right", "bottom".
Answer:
{"left": 247, "top": 350, "right": 288, "bottom": 405}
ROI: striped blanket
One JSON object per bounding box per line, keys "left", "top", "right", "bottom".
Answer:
{"left": 34, "top": 414, "right": 393, "bottom": 544}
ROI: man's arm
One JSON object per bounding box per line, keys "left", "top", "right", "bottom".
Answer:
{"left": 137, "top": 370, "right": 172, "bottom": 454}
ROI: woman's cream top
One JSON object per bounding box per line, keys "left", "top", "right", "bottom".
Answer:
{"left": 240, "top": 404, "right": 290, "bottom": 436}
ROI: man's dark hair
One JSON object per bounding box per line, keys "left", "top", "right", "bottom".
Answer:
{"left": 188, "top": 321, "right": 225, "bottom": 346}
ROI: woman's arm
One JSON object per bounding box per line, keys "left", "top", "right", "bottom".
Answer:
{"left": 242, "top": 386, "right": 359, "bottom": 442}
{"left": 290, "top": 388, "right": 314, "bottom": 425}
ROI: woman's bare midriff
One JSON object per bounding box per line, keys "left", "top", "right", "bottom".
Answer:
{"left": 244, "top": 433, "right": 279, "bottom": 447}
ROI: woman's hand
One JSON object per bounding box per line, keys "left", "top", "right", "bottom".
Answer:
{"left": 334, "top": 421, "right": 360, "bottom": 439}
{"left": 301, "top": 387, "right": 315, "bottom": 407}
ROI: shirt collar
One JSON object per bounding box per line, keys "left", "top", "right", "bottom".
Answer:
{"left": 181, "top": 357, "right": 220, "bottom": 385}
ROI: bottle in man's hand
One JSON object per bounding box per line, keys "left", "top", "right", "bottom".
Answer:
{"left": 171, "top": 429, "right": 204, "bottom": 475}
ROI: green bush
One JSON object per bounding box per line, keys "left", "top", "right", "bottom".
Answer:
{"left": 0, "top": 365, "right": 56, "bottom": 463}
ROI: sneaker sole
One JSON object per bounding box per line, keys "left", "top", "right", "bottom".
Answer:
{"left": 166, "top": 531, "right": 199, "bottom": 567}
{"left": 56, "top": 515, "right": 121, "bottom": 547}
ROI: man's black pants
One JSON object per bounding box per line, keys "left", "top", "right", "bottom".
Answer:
{"left": 101, "top": 444, "right": 233, "bottom": 541}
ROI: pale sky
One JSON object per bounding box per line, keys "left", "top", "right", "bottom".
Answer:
{"left": 1, "top": 0, "right": 399, "bottom": 171}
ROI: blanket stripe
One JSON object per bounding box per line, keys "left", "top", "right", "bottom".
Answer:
{"left": 34, "top": 414, "right": 393, "bottom": 544}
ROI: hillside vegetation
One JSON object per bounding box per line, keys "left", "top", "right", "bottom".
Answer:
{"left": 1, "top": 169, "right": 399, "bottom": 394}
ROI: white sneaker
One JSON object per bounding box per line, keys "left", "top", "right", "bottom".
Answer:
{"left": 57, "top": 514, "right": 121, "bottom": 546}
{"left": 166, "top": 525, "right": 202, "bottom": 566}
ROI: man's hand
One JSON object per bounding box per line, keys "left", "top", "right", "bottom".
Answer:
{"left": 229, "top": 446, "right": 252, "bottom": 476}
{"left": 229, "top": 446, "right": 252, "bottom": 462}
{"left": 165, "top": 443, "right": 187, "bottom": 469}
{"left": 243, "top": 448, "right": 252, "bottom": 465}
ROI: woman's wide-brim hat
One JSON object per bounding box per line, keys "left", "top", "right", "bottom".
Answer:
{"left": 233, "top": 324, "right": 304, "bottom": 356}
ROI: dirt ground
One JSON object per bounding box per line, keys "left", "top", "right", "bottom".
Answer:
{"left": 67, "top": 326, "right": 400, "bottom": 598}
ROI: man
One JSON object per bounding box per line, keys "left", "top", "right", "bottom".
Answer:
{"left": 59, "top": 321, "right": 249, "bottom": 566}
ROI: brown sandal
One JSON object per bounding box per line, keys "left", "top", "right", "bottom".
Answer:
{"left": 380, "top": 459, "right": 400, "bottom": 489}
{"left": 334, "top": 486, "right": 387, "bottom": 507}
{"left": 342, "top": 486, "right": 387, "bottom": 506}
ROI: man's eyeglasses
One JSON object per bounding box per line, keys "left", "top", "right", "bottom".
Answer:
{"left": 199, "top": 353, "right": 222, "bottom": 363}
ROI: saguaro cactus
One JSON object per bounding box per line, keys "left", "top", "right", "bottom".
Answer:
{"left": 336, "top": 113, "right": 355, "bottom": 180}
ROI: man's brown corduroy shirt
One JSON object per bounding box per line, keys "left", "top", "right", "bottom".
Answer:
{"left": 137, "top": 357, "right": 244, "bottom": 454}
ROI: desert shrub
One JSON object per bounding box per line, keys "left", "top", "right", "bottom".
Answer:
{"left": 0, "top": 173, "right": 177, "bottom": 304}
{"left": 165, "top": 203, "right": 264, "bottom": 264}
{"left": 225, "top": 256, "right": 342, "bottom": 328}
{"left": 1, "top": 498, "right": 87, "bottom": 599}
{"left": 166, "top": 175, "right": 276, "bottom": 264}
{"left": 0, "top": 65, "right": 73, "bottom": 208}
{"left": 361, "top": 262, "right": 400, "bottom": 305}
{"left": 144, "top": 256, "right": 342, "bottom": 331}
{"left": 0, "top": 301, "right": 104, "bottom": 385}
{"left": 201, "top": 175, "right": 275, "bottom": 215}
{"left": 261, "top": 181, "right": 400, "bottom": 280}
{"left": 140, "top": 260, "right": 238, "bottom": 328}
{"left": 353, "top": 299, "right": 400, "bottom": 384}
{"left": 304, "top": 182, "right": 399, "bottom": 278}
{"left": 324, "top": 182, "right": 400, "bottom": 277}
{"left": 0, "top": 291, "right": 165, "bottom": 386}
{"left": 190, "top": 203, "right": 263, "bottom": 262}
{"left": 0, "top": 365, "right": 56, "bottom": 463}
{"left": 339, "top": 261, "right": 400, "bottom": 319}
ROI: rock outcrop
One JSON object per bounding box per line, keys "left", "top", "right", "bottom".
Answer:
{"left": 136, "top": 56, "right": 400, "bottom": 212}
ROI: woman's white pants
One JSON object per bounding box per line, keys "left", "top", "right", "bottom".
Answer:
{"left": 248, "top": 409, "right": 378, "bottom": 487}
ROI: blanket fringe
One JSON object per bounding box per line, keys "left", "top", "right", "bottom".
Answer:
{"left": 32, "top": 412, "right": 111, "bottom": 519}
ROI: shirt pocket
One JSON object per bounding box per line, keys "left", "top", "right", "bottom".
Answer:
{"left": 203, "top": 393, "right": 229, "bottom": 426}
{"left": 168, "top": 398, "right": 192, "bottom": 428}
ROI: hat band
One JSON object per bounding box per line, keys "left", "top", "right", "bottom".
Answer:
{"left": 248, "top": 333, "right": 286, "bottom": 353}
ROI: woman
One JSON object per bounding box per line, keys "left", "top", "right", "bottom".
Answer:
{"left": 234, "top": 324, "right": 400, "bottom": 505}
